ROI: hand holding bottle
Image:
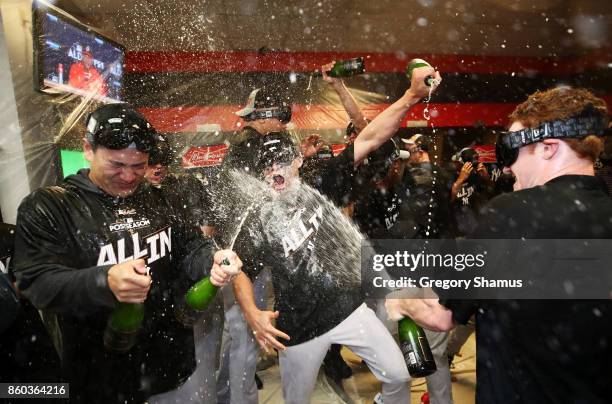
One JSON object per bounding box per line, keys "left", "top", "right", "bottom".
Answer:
{"left": 107, "top": 259, "right": 151, "bottom": 303}
{"left": 406, "top": 62, "right": 442, "bottom": 100}
{"left": 321, "top": 62, "right": 343, "bottom": 85}
{"left": 210, "top": 250, "right": 242, "bottom": 287}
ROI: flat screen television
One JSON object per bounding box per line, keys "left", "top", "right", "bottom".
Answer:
{"left": 32, "top": 0, "right": 125, "bottom": 102}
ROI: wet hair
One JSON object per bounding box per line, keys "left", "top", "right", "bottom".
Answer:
{"left": 509, "top": 87, "right": 608, "bottom": 162}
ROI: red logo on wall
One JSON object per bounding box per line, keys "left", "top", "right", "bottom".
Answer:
{"left": 182, "top": 145, "right": 229, "bottom": 167}
{"left": 472, "top": 145, "right": 497, "bottom": 163}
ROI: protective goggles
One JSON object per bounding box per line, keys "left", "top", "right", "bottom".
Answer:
{"left": 86, "top": 115, "right": 158, "bottom": 152}
{"left": 496, "top": 110, "right": 608, "bottom": 167}
{"left": 244, "top": 106, "right": 292, "bottom": 124}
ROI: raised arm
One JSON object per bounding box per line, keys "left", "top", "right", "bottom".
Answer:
{"left": 353, "top": 64, "right": 441, "bottom": 165}
{"left": 321, "top": 62, "right": 368, "bottom": 133}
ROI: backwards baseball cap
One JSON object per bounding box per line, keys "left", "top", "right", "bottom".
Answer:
{"left": 235, "top": 88, "right": 292, "bottom": 123}
{"left": 401, "top": 133, "right": 430, "bottom": 152}
{"left": 86, "top": 103, "right": 158, "bottom": 152}
{"left": 258, "top": 132, "right": 300, "bottom": 170}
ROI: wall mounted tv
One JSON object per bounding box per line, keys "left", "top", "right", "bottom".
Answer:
{"left": 32, "top": 0, "right": 125, "bottom": 102}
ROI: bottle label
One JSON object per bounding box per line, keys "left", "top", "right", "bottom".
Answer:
{"left": 400, "top": 340, "right": 417, "bottom": 365}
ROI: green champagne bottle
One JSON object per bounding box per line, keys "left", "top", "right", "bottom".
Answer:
{"left": 103, "top": 302, "right": 145, "bottom": 353}
{"left": 406, "top": 58, "right": 437, "bottom": 87}
{"left": 314, "top": 57, "right": 365, "bottom": 78}
{"left": 174, "top": 258, "right": 228, "bottom": 326}
{"left": 398, "top": 316, "right": 437, "bottom": 377}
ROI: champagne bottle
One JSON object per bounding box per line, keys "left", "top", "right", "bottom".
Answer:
{"left": 174, "top": 258, "right": 228, "bottom": 326}
{"left": 398, "top": 317, "right": 437, "bottom": 377}
{"left": 406, "top": 58, "right": 438, "bottom": 87}
{"left": 314, "top": 57, "right": 365, "bottom": 78}
{"left": 103, "top": 302, "right": 145, "bottom": 353}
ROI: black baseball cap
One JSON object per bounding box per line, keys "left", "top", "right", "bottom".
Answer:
{"left": 85, "top": 103, "right": 157, "bottom": 152}
{"left": 258, "top": 132, "right": 300, "bottom": 170}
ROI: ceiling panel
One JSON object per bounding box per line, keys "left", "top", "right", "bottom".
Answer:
{"left": 54, "top": 0, "right": 611, "bottom": 57}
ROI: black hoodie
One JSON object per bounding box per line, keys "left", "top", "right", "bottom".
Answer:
{"left": 13, "top": 169, "right": 214, "bottom": 403}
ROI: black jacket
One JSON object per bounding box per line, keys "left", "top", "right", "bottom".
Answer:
{"left": 13, "top": 170, "right": 214, "bottom": 403}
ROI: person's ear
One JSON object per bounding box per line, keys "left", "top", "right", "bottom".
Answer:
{"left": 541, "top": 139, "right": 560, "bottom": 161}
{"left": 83, "top": 138, "right": 95, "bottom": 162}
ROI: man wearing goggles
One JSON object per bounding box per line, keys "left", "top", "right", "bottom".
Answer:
{"left": 495, "top": 91, "right": 608, "bottom": 190}
{"left": 385, "top": 86, "right": 612, "bottom": 403}
{"left": 13, "top": 103, "right": 240, "bottom": 403}
{"left": 84, "top": 103, "right": 158, "bottom": 197}
{"left": 215, "top": 86, "right": 294, "bottom": 404}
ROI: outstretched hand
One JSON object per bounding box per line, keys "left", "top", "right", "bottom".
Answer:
{"left": 247, "top": 309, "right": 290, "bottom": 353}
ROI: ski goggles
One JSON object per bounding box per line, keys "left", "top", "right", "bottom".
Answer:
{"left": 86, "top": 114, "right": 158, "bottom": 152}
{"left": 496, "top": 108, "right": 608, "bottom": 167}
{"left": 244, "top": 106, "right": 292, "bottom": 124}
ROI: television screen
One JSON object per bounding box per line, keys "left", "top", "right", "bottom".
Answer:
{"left": 33, "top": 1, "right": 125, "bottom": 102}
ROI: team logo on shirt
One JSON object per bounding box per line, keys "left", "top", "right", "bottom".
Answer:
{"left": 97, "top": 227, "right": 172, "bottom": 265}
{"left": 457, "top": 185, "right": 475, "bottom": 206}
{"left": 116, "top": 208, "right": 137, "bottom": 216}
{"left": 108, "top": 217, "right": 151, "bottom": 232}
{"left": 281, "top": 206, "right": 323, "bottom": 257}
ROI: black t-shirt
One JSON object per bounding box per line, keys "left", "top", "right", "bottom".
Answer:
{"left": 353, "top": 184, "right": 400, "bottom": 238}
{"left": 452, "top": 173, "right": 493, "bottom": 236}
{"left": 442, "top": 175, "right": 612, "bottom": 404}
{"left": 233, "top": 147, "right": 363, "bottom": 346}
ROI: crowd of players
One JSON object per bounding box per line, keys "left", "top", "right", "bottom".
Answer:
{"left": 1, "top": 60, "right": 611, "bottom": 404}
